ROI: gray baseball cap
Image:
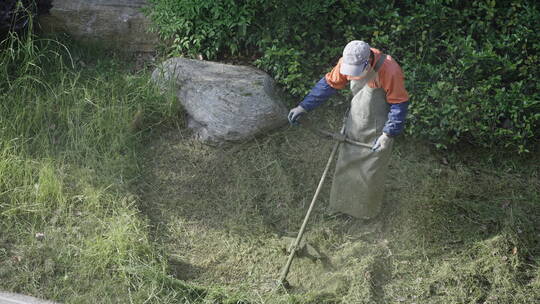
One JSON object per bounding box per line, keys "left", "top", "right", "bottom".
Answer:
{"left": 340, "top": 40, "right": 371, "bottom": 76}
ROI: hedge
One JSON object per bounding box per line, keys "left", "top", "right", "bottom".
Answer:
{"left": 145, "top": 0, "right": 540, "bottom": 152}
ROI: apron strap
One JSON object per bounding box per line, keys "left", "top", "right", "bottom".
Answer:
{"left": 352, "top": 53, "right": 387, "bottom": 88}
{"left": 373, "top": 54, "right": 387, "bottom": 73}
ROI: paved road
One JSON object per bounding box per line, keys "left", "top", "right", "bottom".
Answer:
{"left": 0, "top": 292, "right": 58, "bottom": 304}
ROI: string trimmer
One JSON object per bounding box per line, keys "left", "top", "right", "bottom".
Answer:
{"left": 276, "top": 113, "right": 371, "bottom": 289}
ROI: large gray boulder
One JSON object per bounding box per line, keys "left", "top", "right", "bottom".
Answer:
{"left": 0, "top": 291, "right": 58, "bottom": 304}
{"left": 38, "top": 0, "right": 158, "bottom": 52}
{"left": 152, "top": 58, "right": 288, "bottom": 144}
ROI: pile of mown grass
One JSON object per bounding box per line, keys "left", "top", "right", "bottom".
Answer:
{"left": 138, "top": 104, "right": 540, "bottom": 303}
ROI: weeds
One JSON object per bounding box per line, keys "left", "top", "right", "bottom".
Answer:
{"left": 0, "top": 31, "right": 199, "bottom": 303}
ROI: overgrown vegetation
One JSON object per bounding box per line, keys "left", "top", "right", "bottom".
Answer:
{"left": 0, "top": 31, "right": 214, "bottom": 303}
{"left": 0, "top": 8, "right": 539, "bottom": 304}
{"left": 145, "top": 0, "right": 540, "bottom": 152}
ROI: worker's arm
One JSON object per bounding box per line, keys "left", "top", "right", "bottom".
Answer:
{"left": 299, "top": 77, "right": 337, "bottom": 111}
{"left": 383, "top": 101, "right": 409, "bottom": 136}
{"left": 299, "top": 58, "right": 348, "bottom": 111}
{"left": 380, "top": 62, "right": 409, "bottom": 137}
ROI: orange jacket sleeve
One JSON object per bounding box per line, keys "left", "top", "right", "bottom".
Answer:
{"left": 324, "top": 58, "right": 349, "bottom": 90}
{"left": 376, "top": 57, "right": 409, "bottom": 104}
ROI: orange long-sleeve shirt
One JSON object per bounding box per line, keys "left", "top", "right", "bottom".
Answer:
{"left": 325, "top": 48, "right": 409, "bottom": 104}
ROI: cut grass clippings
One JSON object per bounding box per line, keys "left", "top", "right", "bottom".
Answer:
{"left": 137, "top": 111, "right": 540, "bottom": 303}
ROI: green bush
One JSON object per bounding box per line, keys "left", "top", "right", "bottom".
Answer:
{"left": 145, "top": 0, "right": 539, "bottom": 152}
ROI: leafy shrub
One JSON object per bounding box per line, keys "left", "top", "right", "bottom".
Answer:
{"left": 393, "top": 1, "right": 540, "bottom": 152}
{"left": 143, "top": 0, "right": 255, "bottom": 59}
{"left": 145, "top": 0, "right": 539, "bottom": 152}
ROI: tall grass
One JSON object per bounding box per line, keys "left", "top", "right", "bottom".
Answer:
{"left": 0, "top": 30, "right": 208, "bottom": 303}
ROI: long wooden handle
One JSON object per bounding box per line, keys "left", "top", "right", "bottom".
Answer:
{"left": 277, "top": 134, "right": 343, "bottom": 286}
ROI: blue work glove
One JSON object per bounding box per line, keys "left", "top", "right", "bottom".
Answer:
{"left": 372, "top": 133, "right": 392, "bottom": 151}
{"left": 287, "top": 105, "right": 306, "bottom": 125}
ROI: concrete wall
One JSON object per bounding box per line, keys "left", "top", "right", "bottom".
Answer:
{"left": 38, "top": 0, "right": 159, "bottom": 52}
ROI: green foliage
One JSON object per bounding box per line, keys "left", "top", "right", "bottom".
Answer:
{"left": 394, "top": 0, "right": 540, "bottom": 152}
{"left": 0, "top": 32, "right": 220, "bottom": 303}
{"left": 143, "top": 0, "right": 256, "bottom": 59}
{"left": 146, "top": 0, "right": 539, "bottom": 152}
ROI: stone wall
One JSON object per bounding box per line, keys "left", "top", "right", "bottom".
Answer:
{"left": 38, "top": 0, "right": 159, "bottom": 52}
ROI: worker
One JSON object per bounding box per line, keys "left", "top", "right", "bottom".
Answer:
{"left": 287, "top": 40, "right": 409, "bottom": 220}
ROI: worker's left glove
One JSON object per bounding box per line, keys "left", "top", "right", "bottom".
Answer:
{"left": 372, "top": 133, "right": 392, "bottom": 151}
{"left": 287, "top": 105, "right": 306, "bottom": 125}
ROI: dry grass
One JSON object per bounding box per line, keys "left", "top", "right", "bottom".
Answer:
{"left": 136, "top": 108, "right": 540, "bottom": 303}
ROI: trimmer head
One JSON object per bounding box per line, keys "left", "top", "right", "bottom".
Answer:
{"left": 275, "top": 278, "right": 291, "bottom": 291}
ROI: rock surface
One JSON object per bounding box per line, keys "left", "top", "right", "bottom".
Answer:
{"left": 152, "top": 58, "right": 288, "bottom": 144}
{"left": 38, "top": 0, "right": 158, "bottom": 52}
{"left": 0, "top": 291, "right": 58, "bottom": 304}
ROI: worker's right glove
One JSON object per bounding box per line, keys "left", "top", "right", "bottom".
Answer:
{"left": 372, "top": 133, "right": 392, "bottom": 151}
{"left": 287, "top": 106, "right": 306, "bottom": 125}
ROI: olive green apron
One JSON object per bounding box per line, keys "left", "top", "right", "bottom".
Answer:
{"left": 329, "top": 54, "right": 392, "bottom": 219}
